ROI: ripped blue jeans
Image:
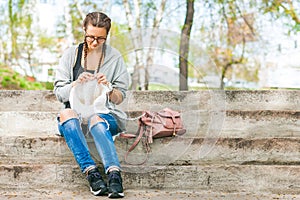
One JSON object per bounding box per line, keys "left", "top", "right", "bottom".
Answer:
{"left": 57, "top": 113, "right": 121, "bottom": 174}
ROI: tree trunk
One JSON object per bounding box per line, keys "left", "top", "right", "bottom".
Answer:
{"left": 220, "top": 64, "right": 229, "bottom": 90}
{"left": 144, "top": 0, "right": 167, "bottom": 90}
{"left": 179, "top": 0, "right": 194, "bottom": 91}
{"left": 8, "top": 0, "right": 17, "bottom": 60}
{"left": 63, "top": 0, "right": 75, "bottom": 46}
{"left": 122, "top": 0, "right": 144, "bottom": 90}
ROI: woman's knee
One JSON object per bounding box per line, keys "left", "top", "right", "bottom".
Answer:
{"left": 59, "top": 109, "right": 78, "bottom": 123}
{"left": 89, "top": 115, "right": 105, "bottom": 127}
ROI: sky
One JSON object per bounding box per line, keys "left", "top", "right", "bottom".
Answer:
{"left": 36, "top": 1, "right": 64, "bottom": 35}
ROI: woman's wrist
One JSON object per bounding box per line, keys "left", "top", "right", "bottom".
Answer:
{"left": 108, "top": 88, "right": 114, "bottom": 99}
{"left": 109, "top": 88, "right": 123, "bottom": 105}
{"left": 106, "top": 82, "right": 113, "bottom": 92}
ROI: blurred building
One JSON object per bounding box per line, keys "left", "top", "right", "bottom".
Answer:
{"left": 261, "top": 48, "right": 300, "bottom": 89}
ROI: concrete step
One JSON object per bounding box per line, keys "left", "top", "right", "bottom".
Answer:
{"left": 1, "top": 136, "right": 300, "bottom": 166}
{"left": 3, "top": 189, "right": 300, "bottom": 200}
{"left": 223, "top": 90, "right": 300, "bottom": 111}
{"left": 1, "top": 163, "right": 300, "bottom": 194}
{"left": 0, "top": 111, "right": 58, "bottom": 137}
{"left": 1, "top": 110, "right": 299, "bottom": 137}
{"left": 1, "top": 90, "right": 299, "bottom": 112}
{"left": 0, "top": 90, "right": 61, "bottom": 112}
{"left": 119, "top": 90, "right": 300, "bottom": 112}
{"left": 221, "top": 110, "right": 300, "bottom": 137}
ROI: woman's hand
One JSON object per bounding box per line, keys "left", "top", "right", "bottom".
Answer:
{"left": 77, "top": 72, "right": 95, "bottom": 83}
{"left": 94, "top": 72, "right": 123, "bottom": 104}
{"left": 94, "top": 73, "right": 108, "bottom": 85}
{"left": 72, "top": 72, "right": 94, "bottom": 87}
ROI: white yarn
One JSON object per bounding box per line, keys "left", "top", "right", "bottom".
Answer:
{"left": 69, "top": 79, "right": 110, "bottom": 122}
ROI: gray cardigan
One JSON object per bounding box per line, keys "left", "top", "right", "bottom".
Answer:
{"left": 54, "top": 44, "right": 130, "bottom": 132}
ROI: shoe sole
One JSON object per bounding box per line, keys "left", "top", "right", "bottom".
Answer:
{"left": 90, "top": 187, "right": 108, "bottom": 196}
{"left": 108, "top": 192, "right": 125, "bottom": 198}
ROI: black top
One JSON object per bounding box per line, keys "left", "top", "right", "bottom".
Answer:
{"left": 73, "top": 43, "right": 95, "bottom": 80}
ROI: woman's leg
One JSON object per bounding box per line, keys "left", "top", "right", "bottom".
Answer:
{"left": 58, "top": 109, "right": 108, "bottom": 196}
{"left": 88, "top": 114, "right": 124, "bottom": 198}
{"left": 88, "top": 114, "right": 121, "bottom": 174}
{"left": 58, "top": 109, "right": 96, "bottom": 173}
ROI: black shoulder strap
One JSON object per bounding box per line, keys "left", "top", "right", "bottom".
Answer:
{"left": 73, "top": 43, "right": 84, "bottom": 81}
{"left": 76, "top": 43, "right": 84, "bottom": 65}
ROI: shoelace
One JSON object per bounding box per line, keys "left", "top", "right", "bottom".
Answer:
{"left": 109, "top": 173, "right": 121, "bottom": 183}
{"left": 90, "top": 172, "right": 102, "bottom": 179}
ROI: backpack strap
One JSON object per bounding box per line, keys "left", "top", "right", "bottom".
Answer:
{"left": 123, "top": 122, "right": 150, "bottom": 165}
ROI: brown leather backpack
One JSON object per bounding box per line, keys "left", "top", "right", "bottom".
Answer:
{"left": 120, "top": 108, "right": 186, "bottom": 165}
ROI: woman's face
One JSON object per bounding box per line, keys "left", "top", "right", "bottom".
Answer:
{"left": 84, "top": 24, "right": 107, "bottom": 51}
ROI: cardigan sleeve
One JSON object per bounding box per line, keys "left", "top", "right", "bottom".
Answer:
{"left": 100, "top": 46, "right": 129, "bottom": 101}
{"left": 53, "top": 46, "right": 77, "bottom": 103}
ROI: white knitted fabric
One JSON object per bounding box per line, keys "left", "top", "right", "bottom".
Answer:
{"left": 69, "top": 79, "right": 110, "bottom": 122}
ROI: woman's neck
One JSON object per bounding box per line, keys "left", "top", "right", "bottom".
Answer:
{"left": 82, "top": 45, "right": 104, "bottom": 71}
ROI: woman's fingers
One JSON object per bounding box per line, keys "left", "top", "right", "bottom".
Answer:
{"left": 95, "top": 73, "right": 107, "bottom": 84}
{"left": 76, "top": 72, "right": 108, "bottom": 85}
{"left": 78, "top": 72, "right": 94, "bottom": 83}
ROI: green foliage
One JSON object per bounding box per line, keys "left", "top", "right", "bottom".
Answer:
{"left": 3, "top": 76, "right": 11, "bottom": 81}
{"left": 147, "top": 83, "right": 215, "bottom": 91}
{"left": 0, "top": 64, "right": 48, "bottom": 90}
{"left": 0, "top": 68, "right": 10, "bottom": 73}
{"left": 260, "top": 0, "right": 300, "bottom": 34}
{"left": 110, "top": 23, "right": 131, "bottom": 63}
{"left": 38, "top": 35, "right": 56, "bottom": 49}
{"left": 43, "top": 82, "right": 54, "bottom": 90}
{"left": 19, "top": 79, "right": 27, "bottom": 88}
{"left": 148, "top": 83, "right": 178, "bottom": 91}
{"left": 69, "top": 3, "right": 83, "bottom": 43}
{"left": 144, "top": 1, "right": 157, "bottom": 25}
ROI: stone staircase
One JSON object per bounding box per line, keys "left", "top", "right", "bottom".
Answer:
{"left": 0, "top": 90, "right": 300, "bottom": 199}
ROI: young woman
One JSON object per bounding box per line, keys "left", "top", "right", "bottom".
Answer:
{"left": 54, "top": 12, "right": 129, "bottom": 198}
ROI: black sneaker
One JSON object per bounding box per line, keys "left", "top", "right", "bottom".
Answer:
{"left": 108, "top": 170, "right": 124, "bottom": 198}
{"left": 86, "top": 168, "right": 108, "bottom": 196}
